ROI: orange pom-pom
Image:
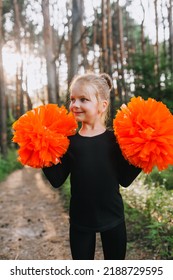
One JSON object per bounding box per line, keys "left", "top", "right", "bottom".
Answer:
{"left": 12, "top": 104, "right": 77, "bottom": 168}
{"left": 113, "top": 96, "right": 173, "bottom": 173}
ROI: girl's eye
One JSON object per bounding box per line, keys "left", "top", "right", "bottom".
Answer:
{"left": 81, "top": 98, "right": 88, "bottom": 102}
{"left": 70, "top": 98, "right": 75, "bottom": 102}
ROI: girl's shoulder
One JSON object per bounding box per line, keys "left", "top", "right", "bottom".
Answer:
{"left": 68, "top": 129, "right": 115, "bottom": 140}
{"left": 105, "top": 128, "right": 117, "bottom": 141}
{"left": 105, "top": 127, "right": 114, "bottom": 135}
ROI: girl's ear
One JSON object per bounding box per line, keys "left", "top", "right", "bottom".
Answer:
{"left": 101, "top": 100, "right": 109, "bottom": 113}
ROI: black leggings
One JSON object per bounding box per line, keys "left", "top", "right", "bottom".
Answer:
{"left": 70, "top": 222, "right": 127, "bottom": 260}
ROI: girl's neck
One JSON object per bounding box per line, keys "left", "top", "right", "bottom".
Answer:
{"left": 79, "top": 123, "right": 106, "bottom": 137}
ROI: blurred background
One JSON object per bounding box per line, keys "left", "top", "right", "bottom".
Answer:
{"left": 0, "top": 0, "right": 173, "bottom": 159}
{"left": 0, "top": 0, "right": 173, "bottom": 260}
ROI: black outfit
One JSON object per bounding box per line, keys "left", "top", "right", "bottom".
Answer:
{"left": 43, "top": 130, "right": 141, "bottom": 259}
{"left": 69, "top": 221, "right": 127, "bottom": 260}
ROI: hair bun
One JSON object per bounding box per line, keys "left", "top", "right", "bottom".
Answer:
{"left": 100, "top": 73, "right": 113, "bottom": 90}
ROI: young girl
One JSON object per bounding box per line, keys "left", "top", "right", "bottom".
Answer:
{"left": 43, "top": 73, "right": 141, "bottom": 260}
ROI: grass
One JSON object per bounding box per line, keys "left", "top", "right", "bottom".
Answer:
{"left": 0, "top": 149, "right": 22, "bottom": 182}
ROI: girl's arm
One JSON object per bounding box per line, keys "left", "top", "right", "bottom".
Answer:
{"left": 116, "top": 144, "right": 141, "bottom": 188}
{"left": 42, "top": 153, "right": 70, "bottom": 188}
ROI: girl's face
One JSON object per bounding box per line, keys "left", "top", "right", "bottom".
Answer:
{"left": 69, "top": 83, "right": 108, "bottom": 125}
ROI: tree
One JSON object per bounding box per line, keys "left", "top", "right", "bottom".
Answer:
{"left": 1, "top": 0, "right": 173, "bottom": 123}
{"left": 161, "top": 0, "right": 167, "bottom": 60}
{"left": 101, "top": 0, "right": 108, "bottom": 72}
{"left": 68, "top": 0, "right": 84, "bottom": 83}
{"left": 42, "top": 0, "right": 59, "bottom": 104}
{"left": 107, "top": 0, "right": 115, "bottom": 120}
{"left": 0, "top": 0, "right": 7, "bottom": 158}
{"left": 140, "top": 0, "right": 146, "bottom": 54}
{"left": 13, "top": 0, "right": 24, "bottom": 117}
{"left": 168, "top": 0, "right": 173, "bottom": 77}
{"left": 154, "top": 0, "right": 161, "bottom": 96}
{"left": 117, "top": 0, "right": 128, "bottom": 102}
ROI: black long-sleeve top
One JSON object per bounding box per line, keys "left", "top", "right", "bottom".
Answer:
{"left": 43, "top": 130, "right": 141, "bottom": 232}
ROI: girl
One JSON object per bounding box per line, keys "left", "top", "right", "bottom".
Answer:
{"left": 43, "top": 73, "right": 141, "bottom": 260}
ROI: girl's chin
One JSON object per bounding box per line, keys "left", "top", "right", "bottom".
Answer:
{"left": 75, "top": 116, "right": 83, "bottom": 122}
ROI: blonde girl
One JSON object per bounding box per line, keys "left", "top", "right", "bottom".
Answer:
{"left": 43, "top": 72, "right": 141, "bottom": 259}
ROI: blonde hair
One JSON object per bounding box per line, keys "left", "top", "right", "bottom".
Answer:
{"left": 69, "top": 72, "right": 112, "bottom": 101}
{"left": 69, "top": 72, "right": 113, "bottom": 126}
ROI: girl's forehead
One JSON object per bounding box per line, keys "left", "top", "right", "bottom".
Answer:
{"left": 70, "top": 83, "right": 97, "bottom": 99}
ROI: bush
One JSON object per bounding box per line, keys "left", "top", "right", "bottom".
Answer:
{"left": 146, "top": 222, "right": 173, "bottom": 259}
{"left": 144, "top": 166, "right": 173, "bottom": 190}
{"left": 121, "top": 174, "right": 173, "bottom": 259}
{"left": 59, "top": 176, "right": 71, "bottom": 210}
{"left": 0, "top": 149, "right": 22, "bottom": 182}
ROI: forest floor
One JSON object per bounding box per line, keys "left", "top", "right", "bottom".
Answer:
{"left": 0, "top": 167, "right": 154, "bottom": 260}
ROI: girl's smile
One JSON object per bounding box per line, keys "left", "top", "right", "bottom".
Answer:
{"left": 73, "top": 111, "right": 84, "bottom": 117}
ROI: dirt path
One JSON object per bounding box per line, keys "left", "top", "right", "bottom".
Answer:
{"left": 0, "top": 167, "right": 152, "bottom": 260}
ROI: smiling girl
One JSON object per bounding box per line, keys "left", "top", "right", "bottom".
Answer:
{"left": 43, "top": 72, "right": 141, "bottom": 260}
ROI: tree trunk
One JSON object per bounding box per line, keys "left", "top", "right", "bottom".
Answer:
{"left": 107, "top": 0, "right": 115, "bottom": 121}
{"left": 0, "top": 0, "right": 7, "bottom": 158}
{"left": 101, "top": 0, "right": 108, "bottom": 72}
{"left": 13, "top": 0, "right": 24, "bottom": 117}
{"left": 107, "top": 0, "right": 113, "bottom": 75}
{"left": 112, "top": 2, "right": 122, "bottom": 104}
{"left": 117, "top": 0, "right": 128, "bottom": 103}
{"left": 140, "top": 0, "right": 145, "bottom": 54}
{"left": 25, "top": 76, "right": 32, "bottom": 110}
{"left": 95, "top": 8, "right": 102, "bottom": 72}
{"left": 81, "top": 25, "right": 89, "bottom": 71}
{"left": 92, "top": 8, "right": 98, "bottom": 71}
{"left": 68, "top": 0, "right": 84, "bottom": 83}
{"left": 42, "top": 0, "right": 59, "bottom": 104}
{"left": 161, "top": 0, "right": 167, "bottom": 59}
{"left": 168, "top": 0, "right": 173, "bottom": 76}
{"left": 154, "top": 0, "right": 161, "bottom": 96}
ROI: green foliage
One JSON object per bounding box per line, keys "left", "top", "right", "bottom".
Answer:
{"left": 146, "top": 222, "right": 173, "bottom": 259}
{"left": 121, "top": 173, "right": 173, "bottom": 259}
{"left": 124, "top": 202, "right": 149, "bottom": 238}
{"left": 7, "top": 111, "right": 15, "bottom": 147}
{"left": 145, "top": 166, "right": 173, "bottom": 190}
{"left": 162, "top": 84, "right": 173, "bottom": 113}
{"left": 3, "top": 0, "right": 13, "bottom": 14}
{"left": 0, "top": 149, "right": 22, "bottom": 182}
{"left": 59, "top": 176, "right": 71, "bottom": 210}
{"left": 3, "top": 0, "right": 25, "bottom": 14}
{"left": 129, "top": 49, "right": 160, "bottom": 100}
{"left": 124, "top": 202, "right": 173, "bottom": 259}
{"left": 128, "top": 44, "right": 173, "bottom": 112}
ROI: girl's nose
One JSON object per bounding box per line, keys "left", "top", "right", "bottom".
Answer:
{"left": 72, "top": 100, "right": 80, "bottom": 108}
{"left": 70, "top": 100, "right": 80, "bottom": 112}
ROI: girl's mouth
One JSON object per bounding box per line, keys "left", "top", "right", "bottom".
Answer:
{"left": 73, "top": 111, "right": 83, "bottom": 115}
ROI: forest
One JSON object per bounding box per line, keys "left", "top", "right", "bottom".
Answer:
{"left": 0, "top": 0, "right": 173, "bottom": 259}
{"left": 0, "top": 0, "right": 173, "bottom": 156}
